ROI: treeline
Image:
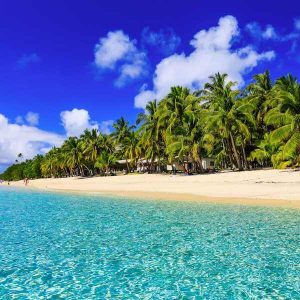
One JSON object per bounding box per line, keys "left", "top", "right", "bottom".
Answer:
{"left": 1, "top": 155, "right": 43, "bottom": 181}
{"left": 1, "top": 71, "right": 299, "bottom": 181}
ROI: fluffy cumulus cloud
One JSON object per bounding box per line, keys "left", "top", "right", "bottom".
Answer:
{"left": 135, "top": 15, "right": 275, "bottom": 108}
{"left": 141, "top": 27, "right": 181, "bottom": 55}
{"left": 17, "top": 53, "right": 41, "bottom": 69}
{"left": 94, "top": 30, "right": 147, "bottom": 86}
{"left": 60, "top": 108, "right": 99, "bottom": 137}
{"left": 0, "top": 113, "right": 64, "bottom": 165}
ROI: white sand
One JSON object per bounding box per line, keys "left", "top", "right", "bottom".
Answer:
{"left": 9, "top": 169, "right": 300, "bottom": 207}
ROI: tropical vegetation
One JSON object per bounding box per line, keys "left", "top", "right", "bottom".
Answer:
{"left": 1, "top": 71, "right": 299, "bottom": 181}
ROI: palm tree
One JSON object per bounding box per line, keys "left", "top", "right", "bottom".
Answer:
{"left": 123, "top": 132, "right": 142, "bottom": 171}
{"left": 265, "top": 76, "right": 300, "bottom": 168}
{"left": 137, "top": 100, "right": 164, "bottom": 172}
{"left": 62, "top": 137, "right": 85, "bottom": 176}
{"left": 112, "top": 117, "right": 134, "bottom": 145}
{"left": 247, "top": 70, "right": 273, "bottom": 137}
{"left": 249, "top": 133, "right": 280, "bottom": 167}
{"left": 158, "top": 86, "right": 194, "bottom": 135}
{"left": 80, "top": 129, "right": 101, "bottom": 162}
{"left": 203, "top": 73, "right": 255, "bottom": 170}
{"left": 94, "top": 151, "right": 117, "bottom": 174}
{"left": 112, "top": 117, "right": 134, "bottom": 171}
{"left": 80, "top": 129, "right": 115, "bottom": 174}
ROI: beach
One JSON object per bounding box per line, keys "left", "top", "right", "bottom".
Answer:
{"left": 9, "top": 169, "right": 300, "bottom": 208}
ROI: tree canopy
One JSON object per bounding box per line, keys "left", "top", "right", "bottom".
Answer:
{"left": 1, "top": 71, "right": 299, "bottom": 181}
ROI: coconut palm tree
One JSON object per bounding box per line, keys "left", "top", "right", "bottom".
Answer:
{"left": 112, "top": 117, "right": 134, "bottom": 171}
{"left": 112, "top": 117, "right": 134, "bottom": 145}
{"left": 80, "top": 129, "right": 101, "bottom": 162}
{"left": 94, "top": 151, "right": 117, "bottom": 174}
{"left": 265, "top": 76, "right": 300, "bottom": 168}
{"left": 123, "top": 132, "right": 142, "bottom": 170}
{"left": 137, "top": 100, "right": 165, "bottom": 172}
{"left": 247, "top": 70, "right": 274, "bottom": 137}
{"left": 158, "top": 86, "right": 195, "bottom": 135}
{"left": 62, "top": 137, "right": 85, "bottom": 176}
{"left": 249, "top": 133, "right": 280, "bottom": 167}
{"left": 203, "top": 73, "right": 255, "bottom": 170}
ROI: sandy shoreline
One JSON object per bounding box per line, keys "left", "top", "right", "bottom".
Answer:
{"left": 8, "top": 169, "right": 300, "bottom": 208}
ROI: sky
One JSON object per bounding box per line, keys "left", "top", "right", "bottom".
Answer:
{"left": 0, "top": 0, "right": 300, "bottom": 171}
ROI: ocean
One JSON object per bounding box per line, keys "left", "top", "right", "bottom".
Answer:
{"left": 0, "top": 187, "right": 299, "bottom": 299}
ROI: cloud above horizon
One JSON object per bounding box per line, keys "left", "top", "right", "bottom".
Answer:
{"left": 134, "top": 15, "right": 275, "bottom": 108}
{"left": 60, "top": 108, "right": 99, "bottom": 137}
{"left": 0, "top": 108, "right": 116, "bottom": 168}
{"left": 94, "top": 30, "right": 147, "bottom": 87}
{"left": 0, "top": 113, "right": 64, "bottom": 165}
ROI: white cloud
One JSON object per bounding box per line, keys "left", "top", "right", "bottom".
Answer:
{"left": 135, "top": 15, "right": 275, "bottom": 108}
{"left": 95, "top": 30, "right": 135, "bottom": 69}
{"left": 0, "top": 113, "right": 64, "bottom": 165}
{"left": 141, "top": 27, "right": 181, "bottom": 55}
{"left": 94, "top": 30, "right": 147, "bottom": 86}
{"left": 25, "top": 112, "right": 39, "bottom": 126}
{"left": 100, "top": 120, "right": 114, "bottom": 134}
{"left": 246, "top": 23, "right": 278, "bottom": 40}
{"left": 294, "top": 17, "right": 300, "bottom": 31}
{"left": 60, "top": 108, "right": 98, "bottom": 137}
{"left": 246, "top": 22, "right": 300, "bottom": 42}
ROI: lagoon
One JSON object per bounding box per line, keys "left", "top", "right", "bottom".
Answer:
{"left": 0, "top": 187, "right": 299, "bottom": 299}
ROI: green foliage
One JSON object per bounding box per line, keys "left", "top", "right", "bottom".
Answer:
{"left": 0, "top": 155, "right": 43, "bottom": 181}
{"left": 1, "top": 71, "right": 300, "bottom": 180}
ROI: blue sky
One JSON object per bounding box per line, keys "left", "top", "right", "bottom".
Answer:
{"left": 0, "top": 0, "right": 300, "bottom": 171}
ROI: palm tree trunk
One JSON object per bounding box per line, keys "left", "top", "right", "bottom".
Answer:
{"left": 241, "top": 140, "right": 250, "bottom": 170}
{"left": 224, "top": 138, "right": 235, "bottom": 169}
{"left": 229, "top": 132, "right": 243, "bottom": 171}
{"left": 197, "top": 151, "right": 204, "bottom": 174}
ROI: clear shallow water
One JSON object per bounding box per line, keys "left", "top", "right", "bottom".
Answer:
{"left": 0, "top": 187, "right": 299, "bottom": 299}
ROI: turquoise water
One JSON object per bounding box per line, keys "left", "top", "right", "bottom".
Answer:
{"left": 0, "top": 187, "right": 299, "bottom": 299}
